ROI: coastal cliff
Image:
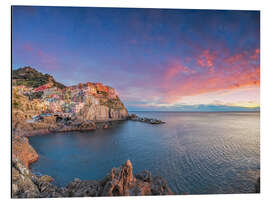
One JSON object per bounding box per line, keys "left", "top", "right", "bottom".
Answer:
{"left": 12, "top": 67, "right": 129, "bottom": 137}
{"left": 12, "top": 158, "right": 174, "bottom": 198}
{"left": 12, "top": 67, "right": 128, "bottom": 124}
{"left": 12, "top": 67, "right": 129, "bottom": 169}
{"left": 11, "top": 67, "right": 174, "bottom": 198}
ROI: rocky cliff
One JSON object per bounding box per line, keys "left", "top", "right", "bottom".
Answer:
{"left": 12, "top": 159, "right": 174, "bottom": 198}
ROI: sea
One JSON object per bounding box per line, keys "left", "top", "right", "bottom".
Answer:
{"left": 29, "top": 111, "right": 260, "bottom": 195}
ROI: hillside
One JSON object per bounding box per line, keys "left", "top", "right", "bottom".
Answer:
{"left": 12, "top": 66, "right": 65, "bottom": 89}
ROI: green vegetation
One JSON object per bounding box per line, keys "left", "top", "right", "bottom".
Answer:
{"left": 12, "top": 101, "right": 20, "bottom": 109}
{"left": 28, "top": 92, "right": 43, "bottom": 100}
{"left": 12, "top": 66, "right": 65, "bottom": 89}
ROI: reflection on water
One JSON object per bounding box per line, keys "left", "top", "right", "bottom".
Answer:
{"left": 29, "top": 112, "right": 260, "bottom": 194}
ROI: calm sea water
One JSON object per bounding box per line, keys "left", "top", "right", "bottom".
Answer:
{"left": 29, "top": 112, "right": 260, "bottom": 194}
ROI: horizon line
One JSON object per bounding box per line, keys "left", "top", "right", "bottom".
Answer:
{"left": 127, "top": 110, "right": 260, "bottom": 112}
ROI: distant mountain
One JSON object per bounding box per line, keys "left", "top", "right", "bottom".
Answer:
{"left": 12, "top": 66, "right": 65, "bottom": 89}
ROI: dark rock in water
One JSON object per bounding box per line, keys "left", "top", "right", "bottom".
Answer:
{"left": 135, "top": 170, "right": 152, "bottom": 182}
{"left": 255, "top": 177, "right": 260, "bottom": 193}
{"left": 129, "top": 114, "right": 138, "bottom": 119}
{"left": 12, "top": 158, "right": 174, "bottom": 198}
{"left": 150, "top": 176, "right": 172, "bottom": 195}
{"left": 66, "top": 179, "right": 102, "bottom": 197}
{"left": 128, "top": 114, "right": 165, "bottom": 125}
{"left": 38, "top": 182, "right": 58, "bottom": 198}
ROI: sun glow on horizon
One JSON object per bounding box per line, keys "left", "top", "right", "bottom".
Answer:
{"left": 126, "top": 85, "right": 260, "bottom": 110}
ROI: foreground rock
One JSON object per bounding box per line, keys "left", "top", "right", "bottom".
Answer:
{"left": 12, "top": 159, "right": 174, "bottom": 198}
{"left": 128, "top": 114, "right": 165, "bottom": 125}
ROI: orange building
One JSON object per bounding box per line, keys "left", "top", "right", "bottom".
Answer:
{"left": 96, "top": 83, "right": 109, "bottom": 93}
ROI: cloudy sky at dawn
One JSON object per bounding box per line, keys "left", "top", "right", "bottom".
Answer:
{"left": 12, "top": 6, "right": 260, "bottom": 111}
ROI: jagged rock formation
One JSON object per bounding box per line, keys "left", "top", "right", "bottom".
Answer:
{"left": 12, "top": 159, "right": 174, "bottom": 198}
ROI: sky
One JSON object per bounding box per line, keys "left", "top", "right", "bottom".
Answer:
{"left": 12, "top": 6, "right": 260, "bottom": 111}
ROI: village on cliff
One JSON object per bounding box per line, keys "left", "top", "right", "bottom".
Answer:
{"left": 12, "top": 67, "right": 127, "bottom": 122}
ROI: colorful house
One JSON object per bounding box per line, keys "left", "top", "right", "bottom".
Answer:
{"left": 33, "top": 84, "right": 51, "bottom": 92}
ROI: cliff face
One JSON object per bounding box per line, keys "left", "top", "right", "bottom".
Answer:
{"left": 79, "top": 97, "right": 128, "bottom": 121}
{"left": 12, "top": 67, "right": 128, "bottom": 122}
{"left": 12, "top": 135, "right": 39, "bottom": 169}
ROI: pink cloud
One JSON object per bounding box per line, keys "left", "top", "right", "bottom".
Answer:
{"left": 160, "top": 48, "right": 260, "bottom": 103}
{"left": 116, "top": 47, "right": 259, "bottom": 106}
{"left": 164, "top": 61, "right": 196, "bottom": 81}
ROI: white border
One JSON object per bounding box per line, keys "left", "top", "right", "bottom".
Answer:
{"left": 5, "top": 0, "right": 263, "bottom": 10}
{"left": 1, "top": 0, "right": 269, "bottom": 203}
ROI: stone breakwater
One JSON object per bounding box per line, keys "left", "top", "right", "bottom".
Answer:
{"left": 12, "top": 159, "right": 174, "bottom": 198}
{"left": 128, "top": 114, "right": 165, "bottom": 124}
